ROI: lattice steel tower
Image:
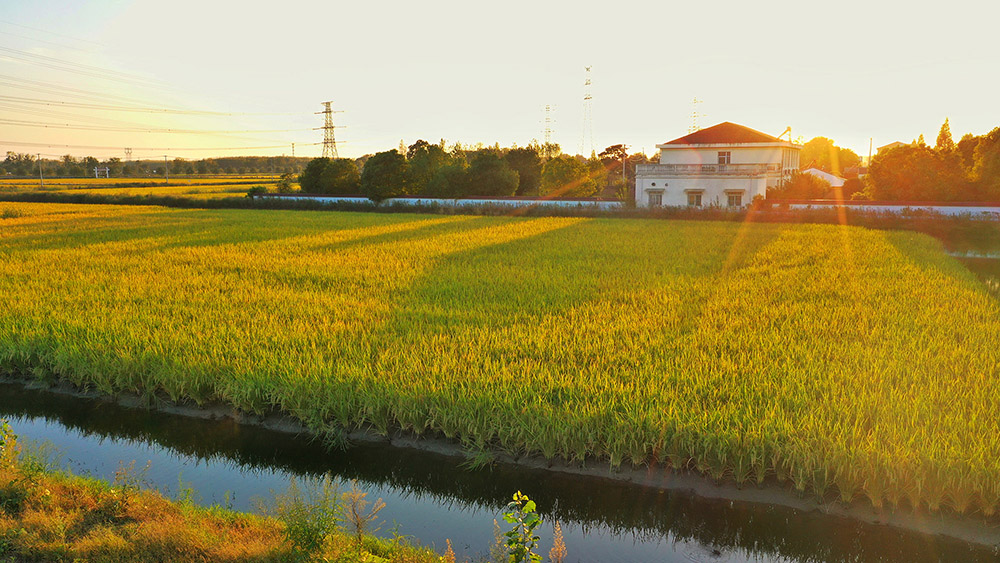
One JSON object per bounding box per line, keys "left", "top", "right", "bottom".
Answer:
{"left": 688, "top": 97, "right": 704, "bottom": 134}
{"left": 542, "top": 104, "right": 556, "bottom": 158}
{"left": 318, "top": 101, "right": 339, "bottom": 158}
{"left": 580, "top": 66, "right": 594, "bottom": 157}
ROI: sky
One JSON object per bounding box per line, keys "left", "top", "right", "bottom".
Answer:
{"left": 1, "top": 0, "right": 999, "bottom": 161}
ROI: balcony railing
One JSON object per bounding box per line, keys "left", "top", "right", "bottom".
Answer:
{"left": 636, "top": 163, "right": 781, "bottom": 176}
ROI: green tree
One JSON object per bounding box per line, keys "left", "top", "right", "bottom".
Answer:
{"left": 598, "top": 144, "right": 628, "bottom": 167}
{"left": 360, "top": 150, "right": 409, "bottom": 202}
{"left": 465, "top": 152, "right": 518, "bottom": 197}
{"left": 3, "top": 152, "right": 35, "bottom": 176}
{"left": 867, "top": 144, "right": 968, "bottom": 200}
{"left": 936, "top": 118, "right": 956, "bottom": 152}
{"left": 972, "top": 126, "right": 1000, "bottom": 200}
{"left": 298, "top": 158, "right": 360, "bottom": 194}
{"left": 504, "top": 147, "right": 542, "bottom": 195}
{"left": 297, "top": 158, "right": 330, "bottom": 193}
{"left": 799, "top": 137, "right": 861, "bottom": 176}
{"left": 957, "top": 133, "right": 980, "bottom": 174}
{"left": 540, "top": 155, "right": 599, "bottom": 197}
{"left": 426, "top": 161, "right": 469, "bottom": 198}
{"left": 320, "top": 159, "right": 360, "bottom": 194}
{"left": 406, "top": 140, "right": 449, "bottom": 195}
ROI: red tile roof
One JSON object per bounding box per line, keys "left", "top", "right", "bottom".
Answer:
{"left": 663, "top": 122, "right": 781, "bottom": 145}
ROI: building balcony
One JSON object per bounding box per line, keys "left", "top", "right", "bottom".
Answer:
{"left": 635, "top": 163, "right": 780, "bottom": 177}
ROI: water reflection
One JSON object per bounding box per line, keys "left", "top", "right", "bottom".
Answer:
{"left": 0, "top": 383, "right": 994, "bottom": 562}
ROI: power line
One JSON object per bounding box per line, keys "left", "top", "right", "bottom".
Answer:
{"left": 0, "top": 74, "right": 170, "bottom": 106}
{"left": 0, "top": 117, "right": 314, "bottom": 135}
{"left": 0, "top": 29, "right": 95, "bottom": 54}
{"left": 0, "top": 19, "right": 104, "bottom": 47}
{"left": 0, "top": 45, "right": 162, "bottom": 87}
{"left": 0, "top": 139, "right": 322, "bottom": 152}
{"left": 0, "top": 94, "right": 310, "bottom": 117}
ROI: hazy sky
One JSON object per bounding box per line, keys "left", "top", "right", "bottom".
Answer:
{"left": 2, "top": 0, "right": 998, "bottom": 161}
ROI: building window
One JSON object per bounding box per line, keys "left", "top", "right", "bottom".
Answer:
{"left": 718, "top": 151, "right": 731, "bottom": 165}
{"left": 648, "top": 192, "right": 662, "bottom": 207}
{"left": 687, "top": 192, "right": 702, "bottom": 207}
{"left": 727, "top": 193, "right": 743, "bottom": 207}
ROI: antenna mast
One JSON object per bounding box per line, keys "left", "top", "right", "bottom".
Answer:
{"left": 580, "top": 66, "right": 594, "bottom": 157}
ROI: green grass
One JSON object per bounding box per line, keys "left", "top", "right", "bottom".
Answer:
{"left": 0, "top": 421, "right": 440, "bottom": 562}
{"left": 1, "top": 202, "right": 998, "bottom": 516}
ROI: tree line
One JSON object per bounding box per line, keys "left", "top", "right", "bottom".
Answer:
{"left": 1, "top": 154, "right": 311, "bottom": 177}
{"left": 772, "top": 121, "right": 1000, "bottom": 202}
{"left": 864, "top": 120, "right": 1000, "bottom": 201}
{"left": 298, "top": 140, "right": 653, "bottom": 201}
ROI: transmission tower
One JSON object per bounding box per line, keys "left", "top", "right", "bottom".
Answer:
{"left": 580, "top": 66, "right": 595, "bottom": 157}
{"left": 317, "top": 101, "right": 342, "bottom": 158}
{"left": 688, "top": 97, "right": 704, "bottom": 134}
{"left": 542, "top": 104, "right": 556, "bottom": 158}
{"left": 124, "top": 147, "right": 132, "bottom": 162}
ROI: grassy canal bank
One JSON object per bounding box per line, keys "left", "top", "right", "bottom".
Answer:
{"left": 0, "top": 421, "right": 449, "bottom": 562}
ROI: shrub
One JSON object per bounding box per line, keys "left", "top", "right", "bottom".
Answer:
{"left": 245, "top": 185, "right": 268, "bottom": 198}
{"left": 268, "top": 475, "right": 342, "bottom": 559}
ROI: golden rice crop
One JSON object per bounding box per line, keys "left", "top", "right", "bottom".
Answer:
{"left": 1, "top": 202, "right": 998, "bottom": 515}
{"left": 0, "top": 176, "right": 278, "bottom": 186}
{"left": 0, "top": 179, "right": 270, "bottom": 199}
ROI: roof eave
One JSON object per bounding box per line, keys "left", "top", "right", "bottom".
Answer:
{"left": 655, "top": 141, "right": 802, "bottom": 150}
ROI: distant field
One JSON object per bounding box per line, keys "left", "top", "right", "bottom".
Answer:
{"left": 0, "top": 176, "right": 283, "bottom": 199}
{"left": 0, "top": 202, "right": 998, "bottom": 516}
{"left": 0, "top": 175, "right": 279, "bottom": 186}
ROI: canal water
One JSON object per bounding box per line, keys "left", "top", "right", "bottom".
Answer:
{"left": 0, "top": 382, "right": 995, "bottom": 562}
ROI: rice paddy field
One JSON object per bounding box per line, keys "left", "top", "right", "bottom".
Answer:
{"left": 0, "top": 176, "right": 279, "bottom": 200}
{"left": 1, "top": 202, "right": 998, "bottom": 517}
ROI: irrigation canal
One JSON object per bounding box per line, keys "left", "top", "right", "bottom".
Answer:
{"left": 1, "top": 382, "right": 996, "bottom": 562}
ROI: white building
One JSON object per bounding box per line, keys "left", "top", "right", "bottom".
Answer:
{"left": 801, "top": 167, "right": 845, "bottom": 188}
{"left": 635, "top": 122, "right": 800, "bottom": 208}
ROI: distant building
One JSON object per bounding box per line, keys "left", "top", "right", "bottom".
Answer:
{"left": 801, "top": 167, "right": 845, "bottom": 188}
{"left": 635, "top": 122, "right": 800, "bottom": 208}
{"left": 876, "top": 141, "right": 909, "bottom": 154}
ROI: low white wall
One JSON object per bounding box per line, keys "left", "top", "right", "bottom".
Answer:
{"left": 263, "top": 195, "right": 623, "bottom": 209}
{"left": 787, "top": 203, "right": 1000, "bottom": 219}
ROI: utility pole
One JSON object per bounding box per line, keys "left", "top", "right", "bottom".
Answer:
{"left": 164, "top": 155, "right": 168, "bottom": 184}
{"left": 621, "top": 144, "right": 629, "bottom": 187}
{"left": 37, "top": 153, "right": 43, "bottom": 189}
{"left": 291, "top": 143, "right": 295, "bottom": 158}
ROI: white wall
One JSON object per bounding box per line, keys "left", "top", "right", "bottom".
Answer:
{"left": 262, "top": 195, "right": 623, "bottom": 209}
{"left": 636, "top": 176, "right": 767, "bottom": 207}
{"left": 659, "top": 145, "right": 787, "bottom": 166}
